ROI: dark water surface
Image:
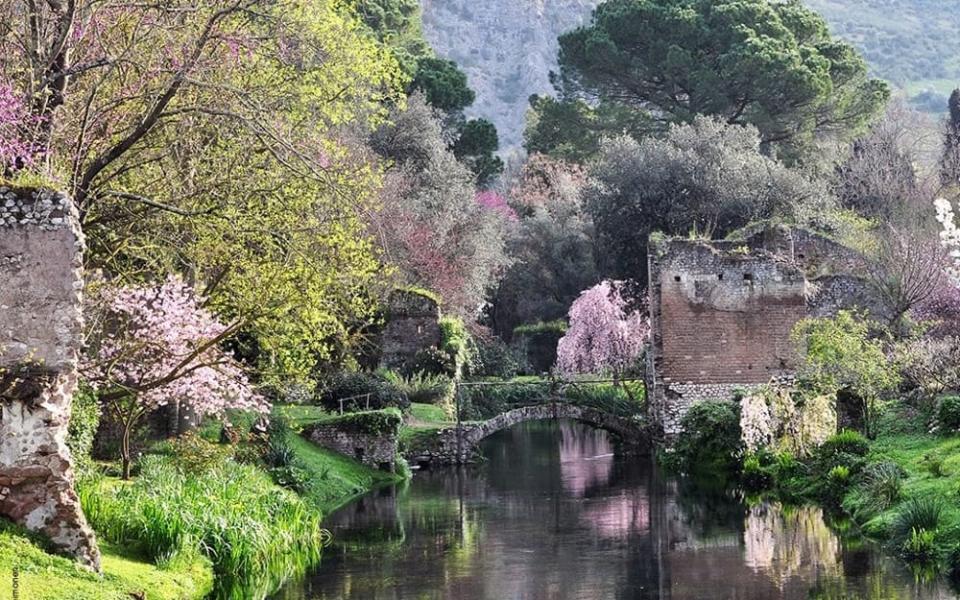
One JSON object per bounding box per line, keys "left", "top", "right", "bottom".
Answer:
{"left": 275, "top": 420, "right": 955, "bottom": 600}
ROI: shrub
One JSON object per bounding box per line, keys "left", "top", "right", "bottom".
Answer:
{"left": 938, "top": 395, "right": 960, "bottom": 432}
{"left": 315, "top": 371, "right": 409, "bottom": 413}
{"left": 380, "top": 370, "right": 452, "bottom": 405}
{"left": 891, "top": 497, "right": 945, "bottom": 543}
{"left": 563, "top": 381, "right": 645, "bottom": 419}
{"left": 460, "top": 381, "right": 551, "bottom": 420}
{"left": 860, "top": 461, "right": 905, "bottom": 511}
{"left": 741, "top": 454, "right": 774, "bottom": 491}
{"left": 949, "top": 545, "right": 960, "bottom": 583}
{"left": 67, "top": 384, "right": 101, "bottom": 479}
{"left": 165, "top": 432, "right": 233, "bottom": 474}
{"left": 469, "top": 337, "right": 526, "bottom": 378}
{"left": 821, "top": 429, "right": 870, "bottom": 457}
{"left": 923, "top": 454, "right": 948, "bottom": 478}
{"left": 674, "top": 401, "right": 742, "bottom": 475}
{"left": 900, "top": 528, "right": 939, "bottom": 563}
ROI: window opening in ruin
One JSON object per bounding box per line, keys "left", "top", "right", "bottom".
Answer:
{"left": 743, "top": 273, "right": 753, "bottom": 282}
{"left": 674, "top": 275, "right": 681, "bottom": 282}
{"left": 718, "top": 273, "right": 724, "bottom": 281}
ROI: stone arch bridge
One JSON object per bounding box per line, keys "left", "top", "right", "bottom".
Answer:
{"left": 405, "top": 401, "right": 650, "bottom": 467}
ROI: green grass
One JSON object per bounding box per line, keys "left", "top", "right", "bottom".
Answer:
{"left": 0, "top": 521, "right": 212, "bottom": 600}
{"left": 855, "top": 433, "right": 960, "bottom": 539}
{"left": 409, "top": 402, "right": 451, "bottom": 424}
{"left": 80, "top": 457, "right": 327, "bottom": 600}
{"left": 287, "top": 434, "right": 399, "bottom": 514}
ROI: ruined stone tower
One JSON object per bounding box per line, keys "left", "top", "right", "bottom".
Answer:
{"left": 0, "top": 187, "right": 101, "bottom": 569}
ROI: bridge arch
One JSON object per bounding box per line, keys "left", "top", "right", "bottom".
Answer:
{"left": 406, "top": 400, "right": 650, "bottom": 467}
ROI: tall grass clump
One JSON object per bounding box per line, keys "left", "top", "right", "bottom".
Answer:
{"left": 891, "top": 497, "right": 945, "bottom": 543}
{"left": 81, "top": 456, "right": 330, "bottom": 599}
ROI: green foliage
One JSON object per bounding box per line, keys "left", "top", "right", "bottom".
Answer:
{"left": 81, "top": 458, "right": 330, "bottom": 599}
{"left": 563, "top": 381, "right": 645, "bottom": 419}
{"left": 891, "top": 497, "right": 945, "bottom": 543}
{"left": 859, "top": 461, "right": 906, "bottom": 514}
{"left": 555, "top": 0, "right": 888, "bottom": 161}
{"left": 380, "top": 370, "right": 453, "bottom": 405}
{"left": 411, "top": 57, "right": 475, "bottom": 112}
{"left": 310, "top": 408, "right": 404, "bottom": 437}
{"left": 467, "top": 337, "right": 526, "bottom": 379}
{"left": 513, "top": 320, "right": 568, "bottom": 336}
{"left": 459, "top": 381, "right": 551, "bottom": 420}
{"left": 315, "top": 370, "right": 410, "bottom": 413}
{"left": 901, "top": 527, "right": 939, "bottom": 563}
{"left": 352, "top": 0, "right": 431, "bottom": 73}
{"left": 923, "top": 453, "right": 948, "bottom": 478}
{"left": 438, "top": 316, "right": 477, "bottom": 378}
{"left": 938, "top": 395, "right": 960, "bottom": 432}
{"left": 163, "top": 433, "right": 234, "bottom": 475}
{"left": 67, "top": 385, "right": 101, "bottom": 479}
{"left": 793, "top": 311, "right": 900, "bottom": 438}
{"left": 821, "top": 430, "right": 871, "bottom": 458}
{"left": 673, "top": 401, "right": 743, "bottom": 475}
{"left": 452, "top": 118, "right": 504, "bottom": 186}
{"left": 741, "top": 453, "right": 774, "bottom": 491}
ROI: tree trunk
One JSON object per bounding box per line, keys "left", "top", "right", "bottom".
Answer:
{"left": 121, "top": 420, "right": 132, "bottom": 480}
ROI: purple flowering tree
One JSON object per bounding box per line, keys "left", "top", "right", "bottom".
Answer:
{"left": 0, "top": 81, "right": 40, "bottom": 172}
{"left": 556, "top": 280, "right": 650, "bottom": 378}
{"left": 82, "top": 277, "right": 266, "bottom": 478}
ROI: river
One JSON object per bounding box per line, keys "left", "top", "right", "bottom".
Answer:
{"left": 274, "top": 420, "right": 955, "bottom": 599}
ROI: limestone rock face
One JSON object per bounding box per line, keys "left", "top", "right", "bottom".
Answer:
{"left": 0, "top": 187, "right": 101, "bottom": 571}
{"left": 420, "top": 0, "right": 599, "bottom": 150}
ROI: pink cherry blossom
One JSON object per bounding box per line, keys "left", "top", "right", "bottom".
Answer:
{"left": 556, "top": 280, "right": 650, "bottom": 376}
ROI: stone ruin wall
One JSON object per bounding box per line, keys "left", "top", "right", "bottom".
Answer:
{"left": 302, "top": 423, "right": 398, "bottom": 472}
{"left": 378, "top": 289, "right": 443, "bottom": 372}
{"left": 647, "top": 237, "right": 808, "bottom": 439}
{"left": 647, "top": 226, "right": 882, "bottom": 442}
{"left": 0, "top": 187, "right": 100, "bottom": 569}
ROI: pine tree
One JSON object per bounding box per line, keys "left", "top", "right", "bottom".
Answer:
{"left": 942, "top": 89, "right": 960, "bottom": 187}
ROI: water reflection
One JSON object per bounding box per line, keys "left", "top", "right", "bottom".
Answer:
{"left": 275, "top": 420, "right": 954, "bottom": 600}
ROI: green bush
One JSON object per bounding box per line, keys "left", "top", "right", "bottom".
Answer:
{"left": 938, "top": 395, "right": 960, "bottom": 432}
{"left": 380, "top": 370, "right": 452, "bottom": 405}
{"left": 563, "top": 382, "right": 645, "bottom": 419}
{"left": 674, "top": 401, "right": 742, "bottom": 475}
{"left": 741, "top": 454, "right": 774, "bottom": 491}
{"left": 81, "top": 457, "right": 330, "bottom": 599}
{"left": 315, "top": 371, "right": 409, "bottom": 413}
{"left": 821, "top": 429, "right": 870, "bottom": 457}
{"left": 860, "top": 461, "right": 905, "bottom": 511}
{"left": 165, "top": 432, "right": 233, "bottom": 474}
{"left": 67, "top": 385, "right": 101, "bottom": 479}
{"left": 468, "top": 337, "right": 526, "bottom": 378}
{"left": 900, "top": 528, "right": 939, "bottom": 563}
{"left": 459, "top": 381, "right": 551, "bottom": 420}
{"left": 891, "top": 497, "right": 945, "bottom": 543}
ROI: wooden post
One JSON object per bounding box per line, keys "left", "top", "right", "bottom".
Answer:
{"left": 455, "top": 382, "right": 462, "bottom": 464}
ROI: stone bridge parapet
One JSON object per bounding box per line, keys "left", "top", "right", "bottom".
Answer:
{"left": 405, "top": 402, "right": 649, "bottom": 466}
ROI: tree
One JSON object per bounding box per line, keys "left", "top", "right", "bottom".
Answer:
{"left": 835, "top": 103, "right": 936, "bottom": 221}
{"left": 0, "top": 80, "right": 41, "bottom": 173}
{"left": 585, "top": 116, "right": 830, "bottom": 287}
{"left": 863, "top": 223, "right": 949, "bottom": 332}
{"left": 490, "top": 154, "right": 597, "bottom": 338}
{"left": 411, "top": 57, "right": 475, "bottom": 113}
{"left": 82, "top": 278, "right": 265, "bottom": 478}
{"left": 369, "top": 93, "right": 513, "bottom": 316}
{"left": 556, "top": 280, "right": 649, "bottom": 377}
{"left": 453, "top": 119, "right": 504, "bottom": 187}
{"left": 551, "top": 0, "right": 888, "bottom": 161}
{"left": 352, "top": 0, "right": 431, "bottom": 73}
{"left": 1, "top": 0, "right": 406, "bottom": 384}
{"left": 942, "top": 89, "right": 960, "bottom": 188}
{"left": 792, "top": 311, "right": 899, "bottom": 439}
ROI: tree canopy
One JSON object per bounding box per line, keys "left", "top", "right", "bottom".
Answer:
{"left": 537, "top": 0, "right": 889, "bottom": 162}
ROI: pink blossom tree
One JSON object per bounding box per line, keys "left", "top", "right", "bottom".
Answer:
{"left": 82, "top": 277, "right": 266, "bottom": 478}
{"left": 556, "top": 280, "right": 650, "bottom": 379}
{"left": 0, "top": 80, "right": 41, "bottom": 172}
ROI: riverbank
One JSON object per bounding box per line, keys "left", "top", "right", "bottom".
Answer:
{"left": 0, "top": 414, "right": 401, "bottom": 600}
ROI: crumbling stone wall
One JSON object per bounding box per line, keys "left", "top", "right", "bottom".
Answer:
{"left": 0, "top": 187, "right": 101, "bottom": 570}
{"left": 379, "top": 289, "right": 442, "bottom": 373}
{"left": 302, "top": 422, "right": 398, "bottom": 472}
{"left": 647, "top": 236, "right": 807, "bottom": 439}
{"left": 647, "top": 226, "right": 882, "bottom": 442}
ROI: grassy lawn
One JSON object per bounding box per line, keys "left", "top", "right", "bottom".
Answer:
{"left": 409, "top": 402, "right": 451, "bottom": 425}
{"left": 286, "top": 434, "right": 398, "bottom": 514}
{"left": 0, "top": 523, "right": 212, "bottom": 600}
{"left": 858, "top": 433, "right": 960, "bottom": 536}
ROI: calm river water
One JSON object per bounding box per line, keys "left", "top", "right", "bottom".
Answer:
{"left": 275, "top": 420, "right": 956, "bottom": 600}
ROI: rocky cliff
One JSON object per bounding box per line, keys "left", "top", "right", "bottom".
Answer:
{"left": 420, "top": 0, "right": 599, "bottom": 151}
